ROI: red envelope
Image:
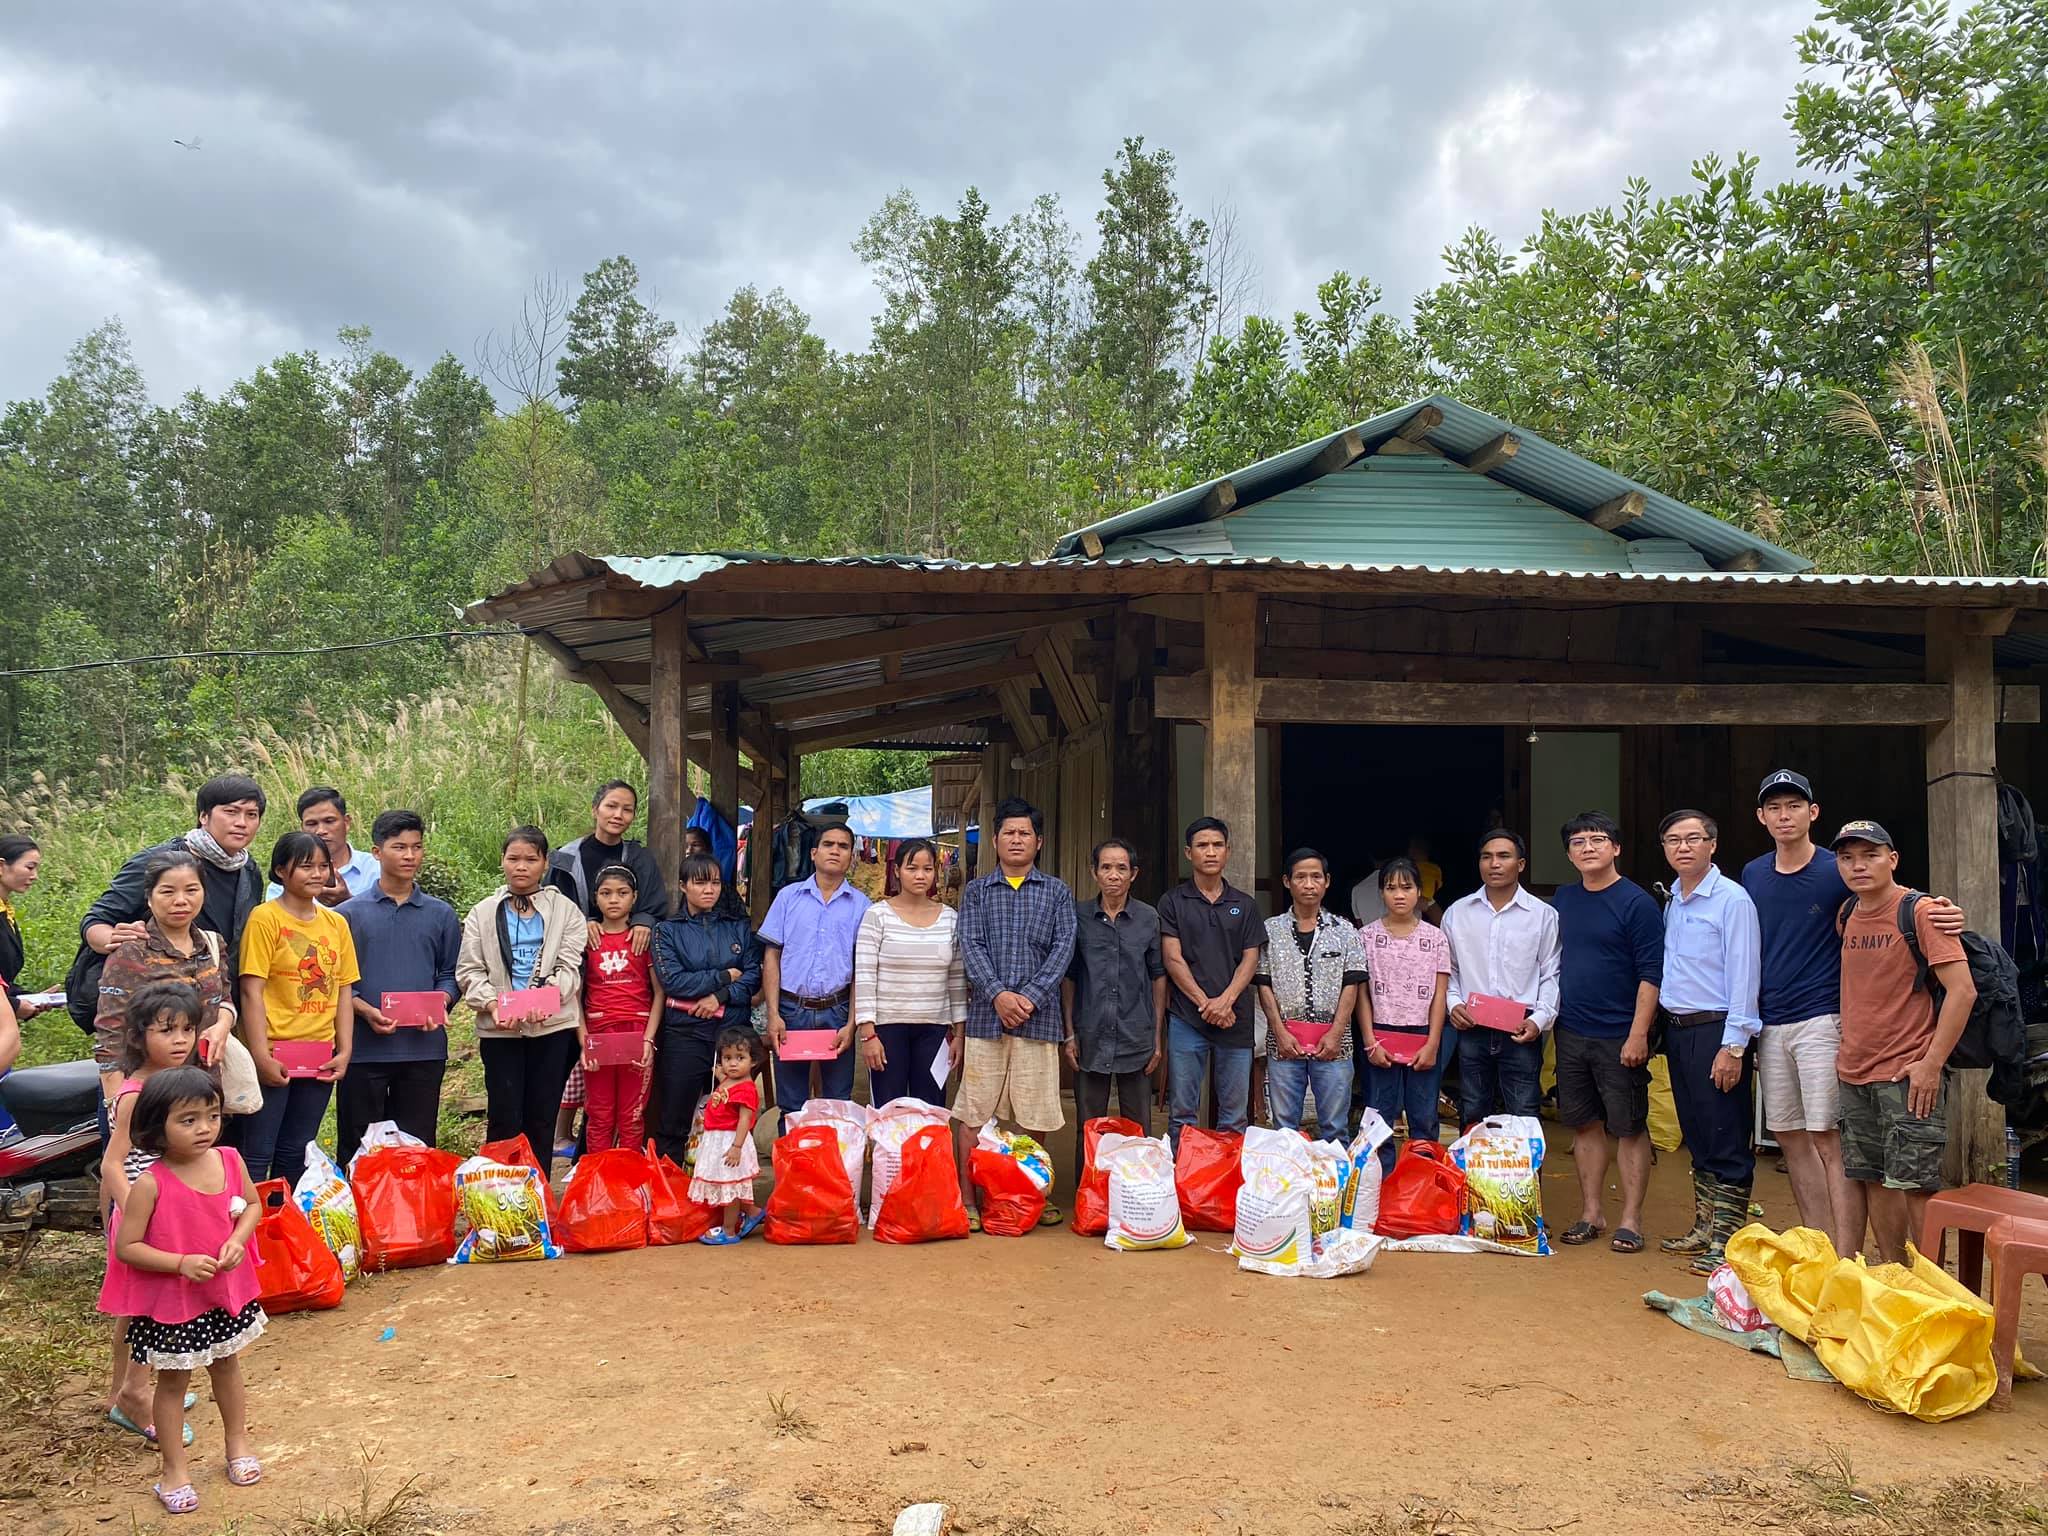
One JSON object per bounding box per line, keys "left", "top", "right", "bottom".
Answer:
{"left": 1374, "top": 1030, "right": 1429, "bottom": 1064}
{"left": 497, "top": 984, "right": 562, "bottom": 1028}
{"left": 1467, "top": 994, "right": 1529, "bottom": 1032}
{"left": 586, "top": 1032, "right": 646, "bottom": 1068}
{"left": 382, "top": 991, "right": 448, "bottom": 1028}
{"left": 272, "top": 1039, "right": 331, "bottom": 1078}
{"left": 777, "top": 1029, "right": 840, "bottom": 1061}
{"left": 1283, "top": 1020, "right": 1333, "bottom": 1051}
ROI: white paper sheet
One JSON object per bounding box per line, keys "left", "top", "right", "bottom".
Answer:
{"left": 929, "top": 1039, "right": 951, "bottom": 1094}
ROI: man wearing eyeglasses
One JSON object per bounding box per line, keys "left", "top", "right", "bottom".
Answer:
{"left": 1656, "top": 808, "right": 1762, "bottom": 1276}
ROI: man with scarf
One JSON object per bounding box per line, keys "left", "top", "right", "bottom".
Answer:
{"left": 66, "top": 774, "right": 269, "bottom": 1039}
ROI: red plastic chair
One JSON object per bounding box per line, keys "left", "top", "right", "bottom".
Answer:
{"left": 1982, "top": 1214, "right": 2048, "bottom": 1408}
{"left": 1915, "top": 1183, "right": 2048, "bottom": 1292}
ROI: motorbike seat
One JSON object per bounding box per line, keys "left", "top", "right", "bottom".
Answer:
{"left": 0, "top": 1058, "right": 102, "bottom": 1137}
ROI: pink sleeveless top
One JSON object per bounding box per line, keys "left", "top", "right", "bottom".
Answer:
{"left": 97, "top": 1147, "right": 262, "bottom": 1323}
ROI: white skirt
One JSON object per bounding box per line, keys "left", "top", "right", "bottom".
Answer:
{"left": 688, "top": 1128, "right": 761, "bottom": 1204}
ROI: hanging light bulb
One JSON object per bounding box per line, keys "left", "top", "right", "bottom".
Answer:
{"left": 1526, "top": 727, "right": 1540, "bottom": 744}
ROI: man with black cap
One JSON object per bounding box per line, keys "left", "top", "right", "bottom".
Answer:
{"left": 1742, "top": 771, "right": 1962, "bottom": 1252}
{"left": 1833, "top": 818, "right": 1975, "bottom": 1263}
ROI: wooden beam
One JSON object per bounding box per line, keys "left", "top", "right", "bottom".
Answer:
{"left": 707, "top": 682, "right": 740, "bottom": 868}
{"left": 1204, "top": 592, "right": 1259, "bottom": 891}
{"left": 1462, "top": 432, "right": 1520, "bottom": 475}
{"left": 1150, "top": 673, "right": 2031, "bottom": 727}
{"left": 531, "top": 633, "right": 650, "bottom": 757}
{"left": 1303, "top": 428, "right": 1366, "bottom": 478}
{"left": 1374, "top": 436, "right": 1444, "bottom": 458}
{"left": 1703, "top": 620, "right": 1919, "bottom": 672}
{"left": 788, "top": 697, "right": 1001, "bottom": 754}
{"left": 1927, "top": 610, "right": 2005, "bottom": 1185}
{"left": 726, "top": 603, "right": 1120, "bottom": 679}
{"left": 1586, "top": 491, "right": 1645, "bottom": 531}
{"left": 880, "top": 653, "right": 903, "bottom": 683}
{"left": 586, "top": 588, "right": 686, "bottom": 621}
{"left": 1715, "top": 549, "right": 1765, "bottom": 572}
{"left": 567, "top": 658, "right": 754, "bottom": 686}
{"left": 763, "top": 655, "right": 1039, "bottom": 725}
{"left": 1195, "top": 479, "right": 1239, "bottom": 521}
{"left": 748, "top": 731, "right": 785, "bottom": 924}
{"left": 995, "top": 677, "right": 1047, "bottom": 754}
{"left": 1079, "top": 531, "right": 1106, "bottom": 558}
{"left": 647, "top": 601, "right": 689, "bottom": 898}
{"left": 1031, "top": 630, "right": 1097, "bottom": 736}
{"left": 1963, "top": 607, "right": 2017, "bottom": 637}
{"left": 1392, "top": 404, "right": 1443, "bottom": 442}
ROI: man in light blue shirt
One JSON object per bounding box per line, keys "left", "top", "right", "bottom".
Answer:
{"left": 266, "top": 786, "right": 380, "bottom": 906}
{"left": 759, "top": 824, "right": 870, "bottom": 1124}
{"left": 1656, "top": 807, "right": 1762, "bottom": 1276}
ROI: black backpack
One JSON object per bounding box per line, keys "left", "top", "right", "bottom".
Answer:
{"left": 1998, "top": 782, "right": 2039, "bottom": 867}
{"left": 1839, "top": 892, "right": 2026, "bottom": 1104}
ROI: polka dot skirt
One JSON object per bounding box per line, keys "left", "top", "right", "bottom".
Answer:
{"left": 127, "top": 1300, "right": 268, "bottom": 1370}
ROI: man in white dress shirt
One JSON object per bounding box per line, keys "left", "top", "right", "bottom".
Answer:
{"left": 1443, "top": 830, "right": 1560, "bottom": 1129}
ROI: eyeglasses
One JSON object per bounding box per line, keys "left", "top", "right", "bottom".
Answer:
{"left": 1566, "top": 835, "right": 1610, "bottom": 850}
{"left": 1662, "top": 833, "right": 1711, "bottom": 849}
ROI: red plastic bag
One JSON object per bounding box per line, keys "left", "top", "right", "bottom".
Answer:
{"left": 1376, "top": 1140, "right": 1466, "bottom": 1238}
{"left": 352, "top": 1145, "right": 462, "bottom": 1270}
{"left": 558, "top": 1148, "right": 652, "bottom": 1253}
{"left": 251, "top": 1179, "right": 344, "bottom": 1312}
{"left": 875, "top": 1125, "right": 969, "bottom": 1243}
{"left": 1072, "top": 1115, "right": 1143, "bottom": 1236}
{"left": 1174, "top": 1128, "right": 1244, "bottom": 1232}
{"left": 765, "top": 1125, "right": 860, "bottom": 1245}
{"left": 970, "top": 1148, "right": 1047, "bottom": 1237}
{"left": 645, "top": 1141, "right": 715, "bottom": 1245}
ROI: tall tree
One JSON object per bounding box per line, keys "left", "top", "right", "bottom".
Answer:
{"left": 556, "top": 255, "right": 678, "bottom": 409}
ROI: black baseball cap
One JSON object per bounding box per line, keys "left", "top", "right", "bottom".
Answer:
{"left": 1757, "top": 769, "right": 1814, "bottom": 805}
{"left": 1830, "top": 819, "right": 1895, "bottom": 851}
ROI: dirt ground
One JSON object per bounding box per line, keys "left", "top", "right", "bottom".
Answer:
{"left": 15, "top": 1129, "right": 2048, "bottom": 1536}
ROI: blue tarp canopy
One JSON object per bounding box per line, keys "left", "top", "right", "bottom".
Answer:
{"left": 803, "top": 786, "right": 932, "bottom": 840}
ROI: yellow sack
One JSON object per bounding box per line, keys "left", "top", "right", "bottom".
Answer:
{"left": 1903, "top": 1244, "right": 2041, "bottom": 1381}
{"left": 1645, "top": 1056, "right": 1681, "bottom": 1153}
{"left": 1725, "top": 1223, "right": 1839, "bottom": 1343}
{"left": 1809, "top": 1255, "right": 1995, "bottom": 1422}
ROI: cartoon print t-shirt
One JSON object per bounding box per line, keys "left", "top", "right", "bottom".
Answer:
{"left": 238, "top": 900, "right": 361, "bottom": 1043}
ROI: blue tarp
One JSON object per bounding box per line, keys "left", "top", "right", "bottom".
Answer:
{"left": 802, "top": 785, "right": 933, "bottom": 840}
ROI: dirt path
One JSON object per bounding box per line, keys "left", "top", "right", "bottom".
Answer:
{"left": 19, "top": 1153, "right": 2048, "bottom": 1536}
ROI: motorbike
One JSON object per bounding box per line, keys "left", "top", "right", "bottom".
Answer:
{"left": 0, "top": 1057, "right": 104, "bottom": 1252}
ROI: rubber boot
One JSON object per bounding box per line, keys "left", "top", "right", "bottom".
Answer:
{"left": 1661, "top": 1170, "right": 1711, "bottom": 1255}
{"left": 1690, "top": 1178, "right": 1752, "bottom": 1276}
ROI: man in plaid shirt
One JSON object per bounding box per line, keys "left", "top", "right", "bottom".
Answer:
{"left": 954, "top": 797, "right": 1076, "bottom": 1228}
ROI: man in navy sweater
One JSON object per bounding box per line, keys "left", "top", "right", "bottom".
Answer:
{"left": 1549, "top": 811, "right": 1664, "bottom": 1254}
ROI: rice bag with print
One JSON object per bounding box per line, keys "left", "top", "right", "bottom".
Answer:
{"left": 1451, "top": 1114, "right": 1550, "bottom": 1256}
{"left": 450, "top": 1155, "right": 561, "bottom": 1263}
{"left": 294, "top": 1142, "right": 362, "bottom": 1282}
{"left": 1099, "top": 1133, "right": 1191, "bottom": 1252}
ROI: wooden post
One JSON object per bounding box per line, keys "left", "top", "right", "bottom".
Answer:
{"left": 708, "top": 680, "right": 740, "bottom": 873}
{"left": 1204, "top": 592, "right": 1258, "bottom": 892}
{"left": 749, "top": 730, "right": 784, "bottom": 924}
{"left": 1110, "top": 607, "right": 1169, "bottom": 901}
{"left": 647, "top": 600, "right": 688, "bottom": 902}
{"left": 1926, "top": 609, "right": 2003, "bottom": 1185}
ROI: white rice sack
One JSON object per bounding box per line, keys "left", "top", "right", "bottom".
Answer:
{"left": 786, "top": 1098, "right": 873, "bottom": 1209}
{"left": 1340, "top": 1111, "right": 1396, "bottom": 1233}
{"left": 1098, "top": 1133, "right": 1191, "bottom": 1251}
{"left": 1232, "top": 1127, "right": 1316, "bottom": 1272}
{"left": 864, "top": 1098, "right": 949, "bottom": 1228}
{"left": 1295, "top": 1228, "right": 1385, "bottom": 1279}
{"left": 1451, "top": 1114, "right": 1550, "bottom": 1256}
{"left": 293, "top": 1142, "right": 361, "bottom": 1282}
{"left": 1305, "top": 1138, "right": 1351, "bottom": 1255}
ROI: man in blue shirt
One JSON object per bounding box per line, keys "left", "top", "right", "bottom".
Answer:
{"left": 1740, "top": 769, "right": 1963, "bottom": 1254}
{"left": 760, "top": 823, "right": 869, "bottom": 1125}
{"left": 1657, "top": 808, "right": 1762, "bottom": 1275}
{"left": 337, "top": 810, "right": 461, "bottom": 1163}
{"left": 269, "top": 786, "right": 381, "bottom": 907}
{"left": 1549, "top": 811, "right": 1663, "bottom": 1254}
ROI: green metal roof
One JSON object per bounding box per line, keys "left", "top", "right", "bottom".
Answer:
{"left": 1052, "top": 394, "right": 1810, "bottom": 573}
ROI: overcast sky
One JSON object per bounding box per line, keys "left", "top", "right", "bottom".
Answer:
{"left": 0, "top": 0, "right": 1818, "bottom": 406}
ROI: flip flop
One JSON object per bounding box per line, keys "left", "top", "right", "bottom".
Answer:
{"left": 1036, "top": 1203, "right": 1064, "bottom": 1228}
{"left": 965, "top": 1208, "right": 983, "bottom": 1233}
{"left": 697, "top": 1227, "right": 741, "bottom": 1246}
{"left": 152, "top": 1482, "right": 199, "bottom": 1515}
{"left": 1560, "top": 1221, "right": 1603, "bottom": 1246}
{"left": 1611, "top": 1228, "right": 1644, "bottom": 1253}
{"left": 226, "top": 1456, "right": 263, "bottom": 1487}
{"left": 736, "top": 1209, "right": 764, "bottom": 1240}
{"left": 108, "top": 1406, "right": 193, "bottom": 1446}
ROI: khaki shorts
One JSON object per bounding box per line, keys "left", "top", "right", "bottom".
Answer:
{"left": 952, "top": 1034, "right": 1065, "bottom": 1134}
{"left": 1759, "top": 1014, "right": 1841, "bottom": 1133}
{"left": 1839, "top": 1077, "right": 1947, "bottom": 1192}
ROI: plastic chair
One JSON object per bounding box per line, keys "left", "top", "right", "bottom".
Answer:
{"left": 1982, "top": 1214, "right": 2048, "bottom": 1408}
{"left": 1916, "top": 1184, "right": 2048, "bottom": 1291}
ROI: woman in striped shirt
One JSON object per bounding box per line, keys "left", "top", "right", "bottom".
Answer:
{"left": 854, "top": 840, "right": 967, "bottom": 1107}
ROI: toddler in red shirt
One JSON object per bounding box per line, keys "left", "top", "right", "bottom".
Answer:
{"left": 693, "top": 1026, "right": 765, "bottom": 1244}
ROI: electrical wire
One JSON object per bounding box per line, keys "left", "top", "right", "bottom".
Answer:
{"left": 0, "top": 627, "right": 523, "bottom": 680}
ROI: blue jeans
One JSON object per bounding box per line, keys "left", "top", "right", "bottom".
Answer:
{"left": 1167, "top": 1015, "right": 1251, "bottom": 1148}
{"left": 241, "top": 1075, "right": 335, "bottom": 1187}
{"left": 772, "top": 999, "right": 855, "bottom": 1130}
{"left": 1366, "top": 1046, "right": 1452, "bottom": 1174}
{"left": 1267, "top": 1055, "right": 1352, "bottom": 1139}
{"left": 1455, "top": 1027, "right": 1543, "bottom": 1129}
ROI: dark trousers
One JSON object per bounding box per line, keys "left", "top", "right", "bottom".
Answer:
{"left": 336, "top": 1059, "right": 446, "bottom": 1166}
{"left": 1664, "top": 1015, "right": 1756, "bottom": 1185}
{"left": 869, "top": 1023, "right": 951, "bottom": 1108}
{"left": 1455, "top": 1027, "right": 1543, "bottom": 1128}
{"left": 653, "top": 1025, "right": 717, "bottom": 1163}
{"left": 241, "top": 1076, "right": 334, "bottom": 1187}
{"left": 479, "top": 1032, "right": 580, "bottom": 1172}
{"left": 772, "top": 999, "right": 855, "bottom": 1128}
{"left": 1073, "top": 1067, "right": 1153, "bottom": 1178}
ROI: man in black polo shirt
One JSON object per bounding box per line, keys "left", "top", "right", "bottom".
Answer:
{"left": 1157, "top": 816, "right": 1263, "bottom": 1149}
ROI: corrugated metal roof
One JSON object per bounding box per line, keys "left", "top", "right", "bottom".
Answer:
{"left": 1052, "top": 394, "right": 1812, "bottom": 573}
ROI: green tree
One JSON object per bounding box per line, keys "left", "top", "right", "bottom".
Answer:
{"left": 557, "top": 255, "right": 678, "bottom": 409}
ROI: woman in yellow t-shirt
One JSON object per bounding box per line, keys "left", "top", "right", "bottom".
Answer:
{"left": 238, "top": 831, "right": 359, "bottom": 1186}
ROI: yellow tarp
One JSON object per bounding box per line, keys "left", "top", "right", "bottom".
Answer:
{"left": 1723, "top": 1223, "right": 2013, "bottom": 1422}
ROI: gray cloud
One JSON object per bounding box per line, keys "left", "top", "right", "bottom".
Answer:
{"left": 0, "top": 0, "right": 1815, "bottom": 404}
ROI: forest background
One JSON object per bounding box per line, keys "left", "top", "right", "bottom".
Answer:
{"left": 2, "top": 0, "right": 2046, "bottom": 1017}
